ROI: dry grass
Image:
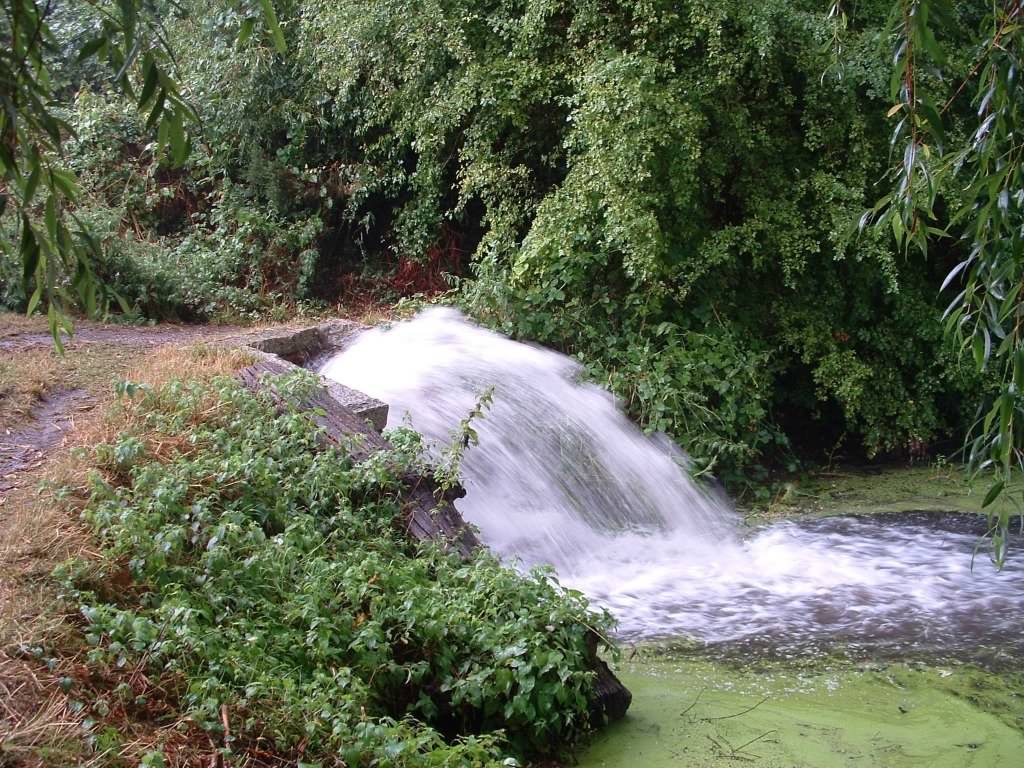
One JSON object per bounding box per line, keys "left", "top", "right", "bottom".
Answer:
{"left": 0, "top": 655, "right": 85, "bottom": 768}
{"left": 0, "top": 345, "right": 144, "bottom": 434}
{"left": 0, "top": 411, "right": 99, "bottom": 768}
{"left": 0, "top": 342, "right": 259, "bottom": 767}
{"left": 0, "top": 341, "right": 253, "bottom": 434}
{"left": 125, "top": 343, "right": 257, "bottom": 390}
{"left": 0, "top": 314, "right": 50, "bottom": 340}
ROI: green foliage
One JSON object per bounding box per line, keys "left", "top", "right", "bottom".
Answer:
{"left": 2, "top": 0, "right": 1004, "bottom": 482}
{"left": 391, "top": 0, "right": 978, "bottom": 476}
{"left": 867, "top": 0, "right": 1022, "bottom": 562}
{"left": 0, "top": 0, "right": 290, "bottom": 336}
{"left": 64, "top": 372, "right": 610, "bottom": 764}
{"left": 436, "top": 385, "right": 495, "bottom": 492}
{"left": 29, "top": 85, "right": 326, "bottom": 321}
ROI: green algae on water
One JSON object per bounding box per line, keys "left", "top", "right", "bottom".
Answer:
{"left": 580, "top": 655, "right": 1024, "bottom": 768}
{"left": 748, "top": 465, "right": 1024, "bottom": 525}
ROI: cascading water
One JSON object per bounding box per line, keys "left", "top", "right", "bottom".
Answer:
{"left": 321, "top": 308, "right": 1024, "bottom": 657}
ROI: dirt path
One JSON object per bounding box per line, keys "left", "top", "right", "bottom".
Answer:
{"left": 0, "top": 320, "right": 282, "bottom": 496}
{"left": 0, "top": 390, "right": 94, "bottom": 495}
{"left": 0, "top": 322, "right": 245, "bottom": 352}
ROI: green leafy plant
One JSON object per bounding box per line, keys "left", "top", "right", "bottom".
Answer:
{"left": 63, "top": 371, "right": 611, "bottom": 764}
{"left": 865, "top": 0, "right": 1023, "bottom": 562}
{"left": 0, "top": 0, "right": 288, "bottom": 338}
{"left": 3, "top": 0, "right": 1004, "bottom": 491}
{"left": 435, "top": 386, "right": 495, "bottom": 493}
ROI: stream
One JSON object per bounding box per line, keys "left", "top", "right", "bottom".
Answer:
{"left": 321, "top": 308, "right": 1024, "bottom": 766}
{"left": 320, "top": 307, "right": 1024, "bottom": 658}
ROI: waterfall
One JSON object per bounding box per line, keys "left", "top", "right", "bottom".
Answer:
{"left": 321, "top": 308, "right": 1024, "bottom": 656}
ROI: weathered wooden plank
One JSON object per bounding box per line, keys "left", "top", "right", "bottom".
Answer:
{"left": 588, "top": 633, "right": 633, "bottom": 724}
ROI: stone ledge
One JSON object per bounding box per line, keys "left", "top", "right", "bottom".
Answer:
{"left": 242, "top": 320, "right": 388, "bottom": 432}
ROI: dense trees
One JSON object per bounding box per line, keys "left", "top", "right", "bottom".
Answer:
{"left": 0, "top": 0, "right": 1014, "bottom": 487}
{"left": 1, "top": 0, "right": 284, "bottom": 345}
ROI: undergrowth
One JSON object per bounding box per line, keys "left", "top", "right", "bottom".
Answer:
{"left": 56, "top": 370, "right": 611, "bottom": 766}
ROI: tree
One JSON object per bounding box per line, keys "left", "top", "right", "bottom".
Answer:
{"left": 0, "top": 0, "right": 285, "bottom": 348}
{"left": 866, "top": 0, "right": 1023, "bottom": 563}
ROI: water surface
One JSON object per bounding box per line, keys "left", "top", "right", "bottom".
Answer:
{"left": 321, "top": 309, "right": 1024, "bottom": 658}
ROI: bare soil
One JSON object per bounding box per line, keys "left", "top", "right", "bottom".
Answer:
{"left": 0, "top": 320, "right": 244, "bottom": 352}
{"left": 0, "top": 391, "right": 93, "bottom": 495}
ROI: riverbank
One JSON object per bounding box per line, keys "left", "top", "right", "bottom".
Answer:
{"left": 748, "top": 463, "right": 1021, "bottom": 523}
{"left": 3, "top": 312, "right": 1022, "bottom": 767}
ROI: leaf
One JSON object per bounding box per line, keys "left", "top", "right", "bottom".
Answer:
{"left": 50, "top": 168, "right": 80, "bottom": 199}
{"left": 999, "top": 391, "right": 1013, "bottom": 439}
{"left": 259, "top": 0, "right": 287, "bottom": 54}
{"left": 169, "top": 108, "right": 188, "bottom": 166}
{"left": 138, "top": 60, "right": 160, "bottom": 108}
{"left": 78, "top": 36, "right": 107, "bottom": 62}
{"left": 886, "top": 103, "right": 903, "bottom": 118}
{"left": 0, "top": 143, "right": 17, "bottom": 178}
{"left": 237, "top": 17, "right": 256, "bottom": 47}
{"left": 890, "top": 213, "right": 904, "bottom": 247}
{"left": 940, "top": 259, "right": 971, "bottom": 292}
{"left": 44, "top": 195, "right": 58, "bottom": 245}
{"left": 23, "top": 161, "right": 40, "bottom": 204}
{"left": 20, "top": 217, "right": 39, "bottom": 286}
{"left": 973, "top": 332, "right": 986, "bottom": 370}
{"left": 157, "top": 118, "right": 170, "bottom": 158}
{"left": 978, "top": 481, "right": 1003, "bottom": 512}
{"left": 919, "top": 97, "right": 945, "bottom": 146}
{"left": 146, "top": 90, "right": 167, "bottom": 130}
{"left": 26, "top": 283, "right": 43, "bottom": 317}
{"left": 114, "top": 39, "right": 143, "bottom": 83}
{"left": 48, "top": 304, "right": 65, "bottom": 355}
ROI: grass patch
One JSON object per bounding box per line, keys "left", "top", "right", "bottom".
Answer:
{"left": 6, "top": 357, "right": 612, "bottom": 766}
{"left": 0, "top": 345, "right": 261, "bottom": 767}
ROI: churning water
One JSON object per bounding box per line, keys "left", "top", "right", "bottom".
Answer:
{"left": 321, "top": 308, "right": 1024, "bottom": 657}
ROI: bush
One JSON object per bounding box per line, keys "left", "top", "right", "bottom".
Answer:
{"left": 65, "top": 371, "right": 611, "bottom": 765}
{"left": 2, "top": 0, "right": 992, "bottom": 481}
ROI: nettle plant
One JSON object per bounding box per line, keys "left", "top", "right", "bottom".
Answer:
{"left": 63, "top": 371, "right": 611, "bottom": 765}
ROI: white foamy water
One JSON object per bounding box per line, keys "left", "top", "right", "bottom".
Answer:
{"left": 321, "top": 308, "right": 1024, "bottom": 656}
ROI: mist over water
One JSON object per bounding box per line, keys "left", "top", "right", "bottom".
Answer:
{"left": 321, "top": 308, "right": 1024, "bottom": 657}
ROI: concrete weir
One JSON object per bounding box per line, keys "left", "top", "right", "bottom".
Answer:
{"left": 243, "top": 320, "right": 389, "bottom": 432}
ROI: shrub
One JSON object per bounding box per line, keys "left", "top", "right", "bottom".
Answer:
{"left": 64, "top": 371, "right": 611, "bottom": 765}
